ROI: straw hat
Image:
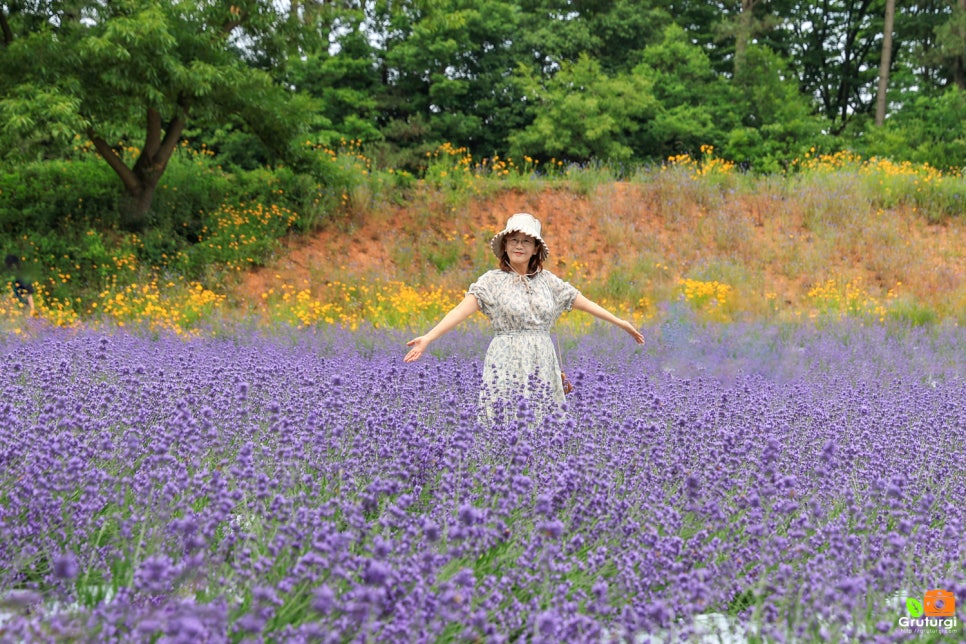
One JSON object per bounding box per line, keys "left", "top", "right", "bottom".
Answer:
{"left": 489, "top": 213, "right": 549, "bottom": 262}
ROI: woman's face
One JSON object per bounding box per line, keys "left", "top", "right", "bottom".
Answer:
{"left": 504, "top": 233, "right": 538, "bottom": 270}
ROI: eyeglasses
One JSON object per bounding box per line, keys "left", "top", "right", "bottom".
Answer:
{"left": 506, "top": 237, "right": 535, "bottom": 248}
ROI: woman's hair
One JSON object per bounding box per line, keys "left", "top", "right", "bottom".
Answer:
{"left": 499, "top": 237, "right": 545, "bottom": 274}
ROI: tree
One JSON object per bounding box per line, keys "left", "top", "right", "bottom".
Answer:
{"left": 934, "top": 0, "right": 966, "bottom": 89}
{"left": 508, "top": 54, "right": 657, "bottom": 162}
{"left": 632, "top": 24, "right": 739, "bottom": 160}
{"left": 726, "top": 45, "right": 827, "bottom": 171}
{"left": 858, "top": 85, "right": 966, "bottom": 169}
{"left": 0, "top": 0, "right": 316, "bottom": 230}
{"left": 781, "top": 0, "right": 888, "bottom": 133}
{"left": 516, "top": 0, "right": 673, "bottom": 75}
{"left": 875, "top": 0, "right": 897, "bottom": 125}
{"left": 288, "top": 28, "right": 383, "bottom": 147}
{"left": 711, "top": 0, "right": 779, "bottom": 76}
{"left": 373, "top": 0, "right": 526, "bottom": 166}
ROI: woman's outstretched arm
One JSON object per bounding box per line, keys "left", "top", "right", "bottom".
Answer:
{"left": 404, "top": 294, "right": 481, "bottom": 362}
{"left": 572, "top": 294, "right": 645, "bottom": 344}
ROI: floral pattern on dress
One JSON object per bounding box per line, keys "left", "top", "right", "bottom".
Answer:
{"left": 468, "top": 269, "right": 579, "bottom": 423}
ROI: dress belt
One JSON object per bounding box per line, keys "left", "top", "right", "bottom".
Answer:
{"left": 495, "top": 330, "right": 551, "bottom": 337}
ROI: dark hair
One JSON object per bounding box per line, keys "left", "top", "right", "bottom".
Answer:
{"left": 499, "top": 238, "right": 545, "bottom": 274}
{"left": 5, "top": 254, "right": 19, "bottom": 270}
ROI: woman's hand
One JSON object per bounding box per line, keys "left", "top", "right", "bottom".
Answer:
{"left": 572, "top": 295, "right": 644, "bottom": 344}
{"left": 621, "top": 319, "right": 645, "bottom": 344}
{"left": 403, "top": 295, "right": 480, "bottom": 363}
{"left": 404, "top": 336, "right": 430, "bottom": 362}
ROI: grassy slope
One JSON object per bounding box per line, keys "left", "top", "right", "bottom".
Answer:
{"left": 234, "top": 181, "right": 966, "bottom": 325}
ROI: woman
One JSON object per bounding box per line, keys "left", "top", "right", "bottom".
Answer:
{"left": 5, "top": 254, "right": 35, "bottom": 317}
{"left": 404, "top": 213, "right": 644, "bottom": 422}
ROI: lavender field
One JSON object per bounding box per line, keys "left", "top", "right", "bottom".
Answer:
{"left": 1, "top": 321, "right": 964, "bottom": 643}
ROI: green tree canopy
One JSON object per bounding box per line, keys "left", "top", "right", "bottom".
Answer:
{"left": 509, "top": 53, "right": 657, "bottom": 163}
{"left": 631, "top": 24, "right": 739, "bottom": 161}
{"left": 0, "top": 0, "right": 316, "bottom": 229}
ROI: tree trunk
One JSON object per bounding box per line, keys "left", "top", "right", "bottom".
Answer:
{"left": 875, "top": 0, "right": 896, "bottom": 126}
{"left": 734, "top": 0, "right": 758, "bottom": 77}
{"left": 90, "top": 107, "right": 186, "bottom": 231}
{"left": 957, "top": 0, "right": 966, "bottom": 90}
{"left": 1, "top": 7, "right": 14, "bottom": 46}
{"left": 118, "top": 184, "right": 160, "bottom": 230}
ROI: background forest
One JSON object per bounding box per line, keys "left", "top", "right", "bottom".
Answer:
{"left": 1, "top": 0, "right": 966, "bottom": 328}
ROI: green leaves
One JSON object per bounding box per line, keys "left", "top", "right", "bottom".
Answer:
{"left": 0, "top": 88, "right": 89, "bottom": 158}
{"left": 0, "top": 0, "right": 326, "bottom": 226}
{"left": 510, "top": 54, "right": 656, "bottom": 163}
{"left": 3, "top": 0, "right": 966, "bottom": 178}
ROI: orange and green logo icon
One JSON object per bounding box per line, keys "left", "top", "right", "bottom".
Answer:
{"left": 906, "top": 589, "right": 956, "bottom": 618}
{"left": 924, "top": 589, "right": 956, "bottom": 617}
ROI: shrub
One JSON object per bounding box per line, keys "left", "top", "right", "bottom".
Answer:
{"left": 0, "top": 157, "right": 120, "bottom": 233}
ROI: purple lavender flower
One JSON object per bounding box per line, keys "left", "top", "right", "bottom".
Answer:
{"left": 362, "top": 559, "right": 391, "bottom": 586}
{"left": 458, "top": 503, "right": 482, "bottom": 526}
{"left": 134, "top": 555, "right": 176, "bottom": 594}
{"left": 52, "top": 553, "right": 79, "bottom": 580}
{"left": 311, "top": 585, "right": 336, "bottom": 614}
{"left": 536, "top": 519, "right": 564, "bottom": 539}
{"left": 535, "top": 609, "right": 559, "bottom": 637}
{"left": 1, "top": 323, "right": 965, "bottom": 642}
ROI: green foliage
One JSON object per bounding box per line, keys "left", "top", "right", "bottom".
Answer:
{"left": 287, "top": 39, "right": 383, "bottom": 146}
{"left": 376, "top": 0, "right": 526, "bottom": 165}
{"left": 912, "top": 178, "right": 966, "bottom": 223}
{"left": 509, "top": 54, "right": 657, "bottom": 162}
{"left": 887, "top": 298, "right": 938, "bottom": 327}
{"left": 774, "top": 0, "right": 888, "bottom": 132}
{"left": 200, "top": 126, "right": 273, "bottom": 172}
{"left": 426, "top": 243, "right": 463, "bottom": 274}
{"left": 0, "top": 156, "right": 121, "bottom": 233}
{"left": 16, "top": 227, "right": 145, "bottom": 307}
{"left": 0, "top": 88, "right": 88, "bottom": 160}
{"left": 423, "top": 144, "right": 479, "bottom": 203}
{"left": 931, "top": 5, "right": 966, "bottom": 82}
{"left": 222, "top": 81, "right": 329, "bottom": 171}
{"left": 0, "top": 141, "right": 353, "bottom": 308}
{"left": 855, "top": 87, "right": 966, "bottom": 172}
{"left": 724, "top": 45, "right": 828, "bottom": 173}
{"left": 790, "top": 148, "right": 966, "bottom": 223}
{"left": 631, "top": 24, "right": 738, "bottom": 162}
{"left": 0, "top": 0, "right": 323, "bottom": 228}
{"left": 185, "top": 200, "right": 297, "bottom": 277}
{"left": 149, "top": 147, "right": 235, "bottom": 235}
{"left": 3, "top": 0, "right": 966, "bottom": 180}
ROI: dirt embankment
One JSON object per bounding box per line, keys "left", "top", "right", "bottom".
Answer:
{"left": 234, "top": 184, "right": 966, "bottom": 316}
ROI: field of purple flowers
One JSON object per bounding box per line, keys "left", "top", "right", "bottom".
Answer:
{"left": 1, "top": 321, "right": 964, "bottom": 643}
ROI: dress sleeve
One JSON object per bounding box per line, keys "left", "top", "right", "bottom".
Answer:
{"left": 467, "top": 271, "right": 496, "bottom": 317}
{"left": 544, "top": 271, "right": 579, "bottom": 314}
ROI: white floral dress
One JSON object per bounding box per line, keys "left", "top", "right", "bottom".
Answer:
{"left": 468, "top": 269, "right": 579, "bottom": 423}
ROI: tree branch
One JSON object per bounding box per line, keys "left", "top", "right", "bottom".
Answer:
{"left": 144, "top": 108, "right": 162, "bottom": 158}
{"left": 157, "top": 112, "right": 187, "bottom": 168}
{"left": 89, "top": 131, "right": 141, "bottom": 195}
{"left": 157, "top": 94, "right": 190, "bottom": 163}
{"left": 222, "top": 18, "right": 243, "bottom": 34}
{"left": 1, "top": 7, "right": 14, "bottom": 46}
{"left": 221, "top": 6, "right": 248, "bottom": 36}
